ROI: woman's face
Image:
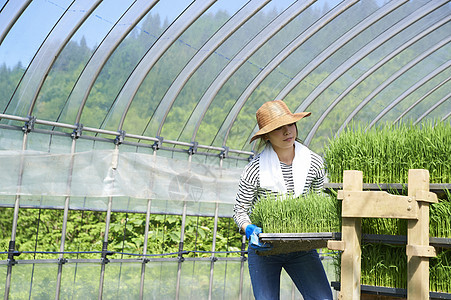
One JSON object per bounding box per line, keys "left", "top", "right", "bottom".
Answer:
{"left": 266, "top": 123, "right": 297, "bottom": 151}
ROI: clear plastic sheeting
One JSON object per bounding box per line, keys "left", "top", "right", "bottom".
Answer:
{"left": 0, "top": 260, "right": 337, "bottom": 299}
{"left": 0, "top": 149, "right": 242, "bottom": 205}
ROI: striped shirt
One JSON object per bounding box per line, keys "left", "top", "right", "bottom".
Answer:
{"left": 232, "top": 150, "right": 326, "bottom": 232}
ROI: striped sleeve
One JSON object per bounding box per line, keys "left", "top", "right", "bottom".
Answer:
{"left": 232, "top": 156, "right": 260, "bottom": 232}
{"left": 306, "top": 151, "right": 326, "bottom": 194}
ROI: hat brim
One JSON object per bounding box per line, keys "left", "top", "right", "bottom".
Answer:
{"left": 250, "top": 112, "right": 311, "bottom": 143}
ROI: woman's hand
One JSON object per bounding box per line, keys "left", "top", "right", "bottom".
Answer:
{"left": 245, "top": 224, "right": 273, "bottom": 251}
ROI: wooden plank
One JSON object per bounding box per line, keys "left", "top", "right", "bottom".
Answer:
{"left": 415, "top": 190, "right": 438, "bottom": 203}
{"left": 328, "top": 240, "right": 345, "bottom": 251}
{"left": 406, "top": 245, "right": 436, "bottom": 258}
{"left": 407, "top": 169, "right": 430, "bottom": 300}
{"left": 340, "top": 170, "right": 362, "bottom": 300}
{"left": 339, "top": 191, "right": 418, "bottom": 219}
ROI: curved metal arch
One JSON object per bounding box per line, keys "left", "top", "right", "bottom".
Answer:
{"left": 414, "top": 91, "right": 451, "bottom": 125}
{"left": 219, "top": 0, "right": 359, "bottom": 148}
{"left": 441, "top": 111, "right": 451, "bottom": 122}
{"left": 295, "top": 0, "right": 444, "bottom": 114}
{"left": 394, "top": 76, "right": 451, "bottom": 124}
{"left": 149, "top": 0, "right": 270, "bottom": 137}
{"left": 5, "top": 0, "right": 95, "bottom": 117}
{"left": 25, "top": 0, "right": 103, "bottom": 116}
{"left": 64, "top": 0, "right": 160, "bottom": 124}
{"left": 0, "top": 0, "right": 31, "bottom": 45}
{"left": 114, "top": 0, "right": 216, "bottom": 131}
{"left": 184, "top": 0, "right": 317, "bottom": 142}
{"left": 247, "top": 0, "right": 412, "bottom": 148}
{"left": 276, "top": 0, "right": 410, "bottom": 102}
{"left": 336, "top": 37, "right": 450, "bottom": 135}
{"left": 303, "top": 10, "right": 451, "bottom": 145}
{"left": 368, "top": 62, "right": 451, "bottom": 128}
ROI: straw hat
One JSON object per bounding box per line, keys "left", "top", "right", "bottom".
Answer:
{"left": 250, "top": 100, "right": 311, "bottom": 143}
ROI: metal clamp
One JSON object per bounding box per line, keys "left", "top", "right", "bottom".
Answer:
{"left": 114, "top": 130, "right": 126, "bottom": 145}
{"left": 240, "top": 254, "right": 248, "bottom": 262}
{"left": 248, "top": 151, "right": 256, "bottom": 162}
{"left": 7, "top": 241, "right": 20, "bottom": 266}
{"left": 177, "top": 251, "right": 190, "bottom": 263}
{"left": 219, "top": 147, "right": 229, "bottom": 159}
{"left": 101, "top": 241, "right": 114, "bottom": 264}
{"left": 71, "top": 123, "right": 83, "bottom": 139}
{"left": 152, "top": 136, "right": 164, "bottom": 151}
{"left": 188, "top": 142, "right": 198, "bottom": 155}
{"left": 22, "top": 116, "right": 36, "bottom": 133}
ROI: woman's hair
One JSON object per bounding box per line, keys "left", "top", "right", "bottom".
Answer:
{"left": 255, "top": 123, "right": 301, "bottom": 152}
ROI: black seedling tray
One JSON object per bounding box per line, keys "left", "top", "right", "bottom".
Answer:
{"left": 324, "top": 183, "right": 451, "bottom": 199}
{"left": 258, "top": 232, "right": 451, "bottom": 255}
{"left": 331, "top": 282, "right": 451, "bottom": 299}
{"left": 258, "top": 232, "right": 338, "bottom": 255}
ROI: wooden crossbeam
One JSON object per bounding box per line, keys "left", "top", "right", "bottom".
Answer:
{"left": 338, "top": 190, "right": 418, "bottom": 219}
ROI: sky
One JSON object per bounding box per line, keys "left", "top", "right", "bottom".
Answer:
{"left": 0, "top": 0, "right": 350, "bottom": 69}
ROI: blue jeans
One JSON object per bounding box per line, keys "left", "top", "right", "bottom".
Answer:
{"left": 248, "top": 247, "right": 333, "bottom": 300}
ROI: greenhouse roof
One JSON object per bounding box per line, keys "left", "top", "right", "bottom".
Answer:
{"left": 0, "top": 0, "right": 450, "bottom": 155}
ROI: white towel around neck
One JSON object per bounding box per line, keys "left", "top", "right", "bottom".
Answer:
{"left": 259, "top": 141, "right": 311, "bottom": 197}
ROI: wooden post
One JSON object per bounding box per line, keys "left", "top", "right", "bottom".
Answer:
{"left": 340, "top": 170, "right": 363, "bottom": 299}
{"left": 407, "top": 169, "right": 434, "bottom": 300}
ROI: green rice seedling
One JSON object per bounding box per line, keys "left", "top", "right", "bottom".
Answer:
{"left": 362, "top": 218, "right": 407, "bottom": 236}
{"left": 324, "top": 120, "right": 451, "bottom": 184}
{"left": 334, "top": 243, "right": 407, "bottom": 289}
{"left": 250, "top": 192, "right": 341, "bottom": 234}
{"left": 430, "top": 248, "right": 451, "bottom": 293}
{"left": 333, "top": 244, "right": 451, "bottom": 292}
{"left": 360, "top": 243, "right": 407, "bottom": 289}
{"left": 430, "top": 194, "right": 451, "bottom": 238}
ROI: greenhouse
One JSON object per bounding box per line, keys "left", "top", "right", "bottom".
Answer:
{"left": 0, "top": 0, "right": 450, "bottom": 299}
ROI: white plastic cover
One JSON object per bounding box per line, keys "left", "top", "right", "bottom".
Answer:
{"left": 0, "top": 149, "right": 242, "bottom": 204}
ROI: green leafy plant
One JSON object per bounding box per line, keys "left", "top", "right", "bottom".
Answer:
{"left": 250, "top": 192, "right": 341, "bottom": 233}
{"left": 0, "top": 208, "right": 242, "bottom": 260}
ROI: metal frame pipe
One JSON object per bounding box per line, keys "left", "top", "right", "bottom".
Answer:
{"left": 139, "top": 199, "right": 152, "bottom": 300}
{"left": 208, "top": 202, "right": 220, "bottom": 300}
{"left": 4, "top": 128, "right": 29, "bottom": 300}
{"left": 98, "top": 195, "right": 113, "bottom": 300}
{"left": 175, "top": 201, "right": 188, "bottom": 300}
{"left": 0, "top": 113, "right": 253, "bottom": 158}
{"left": 55, "top": 137, "right": 78, "bottom": 299}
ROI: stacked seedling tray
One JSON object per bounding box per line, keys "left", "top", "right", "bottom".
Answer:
{"left": 251, "top": 121, "right": 451, "bottom": 298}
{"left": 323, "top": 121, "right": 451, "bottom": 299}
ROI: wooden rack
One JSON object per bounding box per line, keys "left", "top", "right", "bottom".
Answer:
{"left": 328, "top": 169, "right": 438, "bottom": 300}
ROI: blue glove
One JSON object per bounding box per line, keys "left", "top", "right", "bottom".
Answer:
{"left": 245, "top": 224, "right": 273, "bottom": 251}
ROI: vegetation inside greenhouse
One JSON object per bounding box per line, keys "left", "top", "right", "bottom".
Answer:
{"left": 0, "top": 208, "right": 242, "bottom": 261}
{"left": 336, "top": 244, "right": 451, "bottom": 294}
{"left": 324, "top": 121, "right": 451, "bottom": 184}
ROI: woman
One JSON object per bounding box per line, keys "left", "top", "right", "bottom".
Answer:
{"left": 233, "top": 100, "right": 333, "bottom": 300}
